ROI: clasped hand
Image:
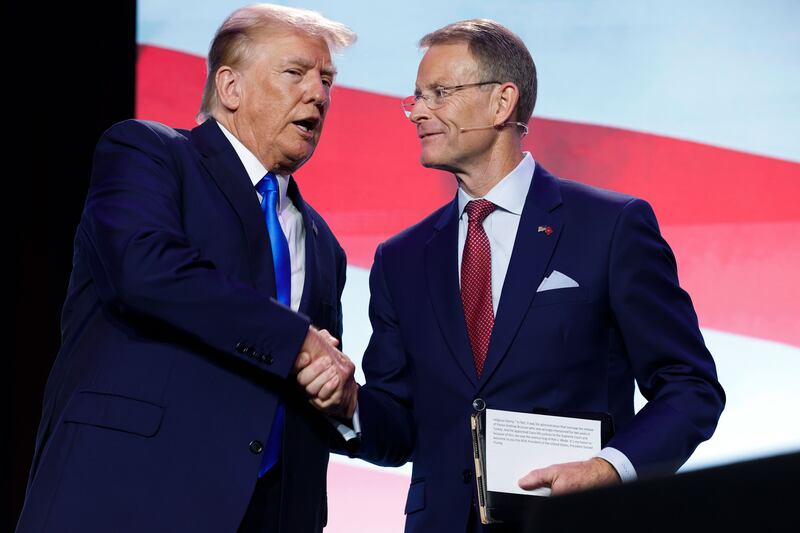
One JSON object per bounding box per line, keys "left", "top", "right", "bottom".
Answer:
{"left": 293, "top": 326, "right": 358, "bottom": 419}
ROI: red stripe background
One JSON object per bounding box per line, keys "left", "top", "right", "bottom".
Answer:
{"left": 137, "top": 45, "right": 800, "bottom": 347}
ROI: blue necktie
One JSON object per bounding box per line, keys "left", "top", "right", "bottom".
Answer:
{"left": 255, "top": 172, "right": 290, "bottom": 476}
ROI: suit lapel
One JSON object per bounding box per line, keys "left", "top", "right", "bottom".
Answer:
{"left": 425, "top": 199, "right": 479, "bottom": 388}
{"left": 190, "top": 119, "right": 276, "bottom": 295}
{"left": 287, "top": 177, "right": 321, "bottom": 319}
{"left": 478, "top": 166, "right": 564, "bottom": 390}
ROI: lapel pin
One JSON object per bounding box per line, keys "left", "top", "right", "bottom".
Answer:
{"left": 538, "top": 225, "right": 554, "bottom": 236}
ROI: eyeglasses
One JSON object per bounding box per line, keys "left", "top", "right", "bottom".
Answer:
{"left": 400, "top": 81, "right": 500, "bottom": 117}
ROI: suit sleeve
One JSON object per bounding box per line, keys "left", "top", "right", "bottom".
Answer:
{"left": 322, "top": 241, "right": 357, "bottom": 453}
{"left": 606, "top": 198, "right": 725, "bottom": 477}
{"left": 355, "top": 244, "right": 416, "bottom": 467}
{"left": 80, "top": 120, "right": 310, "bottom": 380}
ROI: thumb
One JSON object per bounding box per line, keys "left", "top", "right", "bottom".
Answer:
{"left": 293, "top": 351, "right": 311, "bottom": 373}
{"left": 518, "top": 467, "right": 553, "bottom": 491}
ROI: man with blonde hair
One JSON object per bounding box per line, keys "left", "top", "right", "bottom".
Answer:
{"left": 17, "top": 4, "right": 357, "bottom": 532}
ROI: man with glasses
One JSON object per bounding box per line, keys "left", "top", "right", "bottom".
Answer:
{"left": 297, "top": 18, "right": 724, "bottom": 532}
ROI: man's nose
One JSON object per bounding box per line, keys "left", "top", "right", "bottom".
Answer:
{"left": 304, "top": 74, "right": 330, "bottom": 107}
{"left": 408, "top": 98, "right": 430, "bottom": 124}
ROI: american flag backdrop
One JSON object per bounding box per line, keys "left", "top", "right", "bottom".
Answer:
{"left": 136, "top": 1, "right": 800, "bottom": 530}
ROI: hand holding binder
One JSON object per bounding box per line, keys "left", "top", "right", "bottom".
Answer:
{"left": 471, "top": 407, "right": 615, "bottom": 524}
{"left": 517, "top": 456, "right": 621, "bottom": 495}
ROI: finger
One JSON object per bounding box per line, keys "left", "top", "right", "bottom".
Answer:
{"left": 315, "top": 374, "right": 342, "bottom": 403}
{"left": 296, "top": 356, "right": 332, "bottom": 387}
{"left": 312, "top": 380, "right": 357, "bottom": 415}
{"left": 330, "top": 349, "right": 353, "bottom": 370}
{"left": 310, "top": 396, "right": 335, "bottom": 411}
{"left": 341, "top": 357, "right": 355, "bottom": 374}
{"left": 304, "top": 366, "right": 337, "bottom": 397}
{"left": 317, "top": 328, "right": 340, "bottom": 347}
{"left": 319, "top": 329, "right": 339, "bottom": 346}
{"left": 293, "top": 351, "right": 312, "bottom": 373}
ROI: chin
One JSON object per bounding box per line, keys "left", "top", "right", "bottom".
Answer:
{"left": 281, "top": 144, "right": 317, "bottom": 171}
{"left": 419, "top": 151, "right": 453, "bottom": 171}
{"left": 419, "top": 148, "right": 442, "bottom": 168}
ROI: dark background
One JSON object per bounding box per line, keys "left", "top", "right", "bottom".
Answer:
{"left": 10, "top": 1, "right": 136, "bottom": 528}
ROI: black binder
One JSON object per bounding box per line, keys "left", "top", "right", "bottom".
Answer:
{"left": 470, "top": 407, "right": 614, "bottom": 525}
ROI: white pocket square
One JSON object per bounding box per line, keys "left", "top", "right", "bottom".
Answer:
{"left": 536, "top": 270, "right": 579, "bottom": 292}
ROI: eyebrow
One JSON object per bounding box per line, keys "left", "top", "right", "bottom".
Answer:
{"left": 416, "top": 79, "right": 454, "bottom": 93}
{"left": 283, "top": 56, "right": 337, "bottom": 77}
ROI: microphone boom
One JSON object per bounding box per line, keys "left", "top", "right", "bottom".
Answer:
{"left": 458, "top": 122, "right": 529, "bottom": 136}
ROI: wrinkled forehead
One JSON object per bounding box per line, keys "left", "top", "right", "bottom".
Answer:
{"left": 415, "top": 43, "right": 481, "bottom": 90}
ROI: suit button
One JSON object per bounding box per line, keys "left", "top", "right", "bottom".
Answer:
{"left": 249, "top": 440, "right": 264, "bottom": 454}
{"left": 472, "top": 398, "right": 486, "bottom": 411}
{"left": 463, "top": 469, "right": 473, "bottom": 483}
{"left": 235, "top": 342, "right": 246, "bottom": 353}
{"left": 252, "top": 351, "right": 262, "bottom": 360}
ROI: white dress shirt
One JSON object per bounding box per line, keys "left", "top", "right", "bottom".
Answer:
{"left": 457, "top": 153, "right": 535, "bottom": 314}
{"left": 457, "top": 152, "right": 637, "bottom": 482}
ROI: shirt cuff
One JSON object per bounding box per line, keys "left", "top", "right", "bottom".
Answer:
{"left": 596, "top": 447, "right": 638, "bottom": 483}
{"left": 327, "top": 403, "right": 361, "bottom": 442}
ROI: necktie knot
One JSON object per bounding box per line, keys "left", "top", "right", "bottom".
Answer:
{"left": 255, "top": 172, "right": 278, "bottom": 197}
{"left": 465, "top": 199, "right": 496, "bottom": 226}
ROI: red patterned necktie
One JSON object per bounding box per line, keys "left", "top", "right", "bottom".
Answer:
{"left": 461, "top": 199, "right": 497, "bottom": 378}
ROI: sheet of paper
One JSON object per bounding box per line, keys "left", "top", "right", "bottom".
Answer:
{"left": 485, "top": 408, "right": 601, "bottom": 496}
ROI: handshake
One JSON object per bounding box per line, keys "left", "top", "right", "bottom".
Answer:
{"left": 293, "top": 326, "right": 358, "bottom": 420}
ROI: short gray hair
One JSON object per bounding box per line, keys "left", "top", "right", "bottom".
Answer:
{"left": 419, "top": 19, "right": 537, "bottom": 123}
{"left": 199, "top": 3, "right": 356, "bottom": 120}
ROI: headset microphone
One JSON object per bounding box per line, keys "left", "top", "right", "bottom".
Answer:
{"left": 458, "top": 121, "right": 529, "bottom": 136}
{"left": 457, "top": 125, "right": 496, "bottom": 132}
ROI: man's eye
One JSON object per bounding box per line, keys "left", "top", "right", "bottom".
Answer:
{"left": 434, "top": 88, "right": 448, "bottom": 99}
{"left": 322, "top": 78, "right": 333, "bottom": 88}
{"left": 286, "top": 69, "right": 302, "bottom": 76}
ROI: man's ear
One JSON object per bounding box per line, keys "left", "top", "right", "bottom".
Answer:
{"left": 493, "top": 82, "right": 520, "bottom": 125}
{"left": 215, "top": 66, "right": 242, "bottom": 112}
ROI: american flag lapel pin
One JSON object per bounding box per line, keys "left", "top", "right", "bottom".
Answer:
{"left": 538, "top": 225, "right": 554, "bottom": 236}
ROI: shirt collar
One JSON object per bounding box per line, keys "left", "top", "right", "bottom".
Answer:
{"left": 458, "top": 152, "right": 536, "bottom": 218}
{"left": 217, "top": 120, "right": 290, "bottom": 213}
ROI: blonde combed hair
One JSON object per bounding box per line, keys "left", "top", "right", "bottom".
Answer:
{"left": 198, "top": 4, "right": 356, "bottom": 121}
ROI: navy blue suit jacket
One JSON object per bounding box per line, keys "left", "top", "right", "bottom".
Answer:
{"left": 356, "top": 164, "right": 725, "bottom": 533}
{"left": 18, "top": 119, "right": 346, "bottom": 532}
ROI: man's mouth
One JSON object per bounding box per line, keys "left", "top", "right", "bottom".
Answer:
{"left": 293, "top": 118, "right": 320, "bottom": 136}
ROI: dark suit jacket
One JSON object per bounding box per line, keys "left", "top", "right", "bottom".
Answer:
{"left": 17, "top": 119, "right": 346, "bottom": 532}
{"left": 356, "top": 164, "right": 725, "bottom": 533}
